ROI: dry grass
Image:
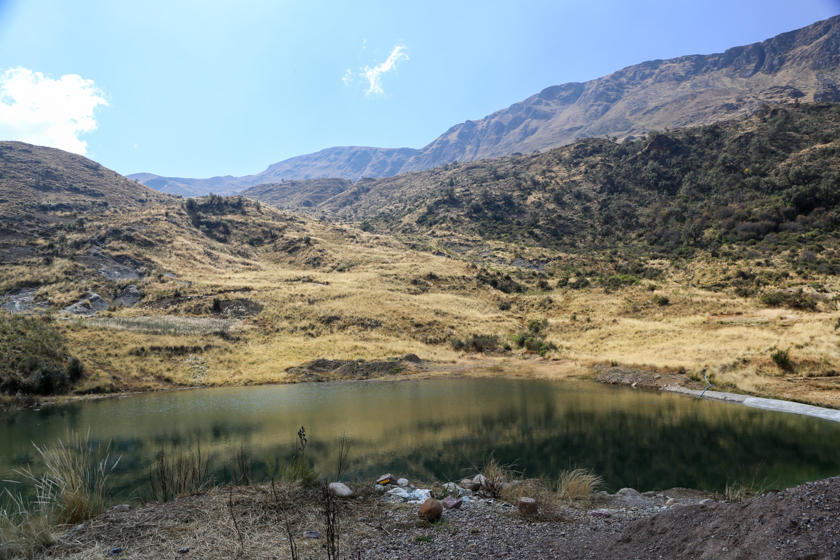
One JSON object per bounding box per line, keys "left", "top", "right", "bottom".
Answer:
{"left": 556, "top": 469, "right": 603, "bottom": 503}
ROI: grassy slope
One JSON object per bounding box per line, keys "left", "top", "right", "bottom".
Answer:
{"left": 1, "top": 120, "right": 839, "bottom": 406}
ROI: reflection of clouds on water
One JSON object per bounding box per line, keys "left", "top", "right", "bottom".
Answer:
{"left": 2, "top": 379, "right": 840, "bottom": 499}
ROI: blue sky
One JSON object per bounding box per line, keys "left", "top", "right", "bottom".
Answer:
{"left": 0, "top": 0, "right": 838, "bottom": 178}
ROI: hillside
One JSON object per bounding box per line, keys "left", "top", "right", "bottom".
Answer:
{"left": 2, "top": 138, "right": 840, "bottom": 409}
{"left": 132, "top": 15, "right": 840, "bottom": 194}
{"left": 240, "top": 178, "right": 352, "bottom": 210}
{"left": 289, "top": 103, "right": 840, "bottom": 265}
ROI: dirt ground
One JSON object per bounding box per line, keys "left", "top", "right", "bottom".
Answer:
{"left": 39, "top": 476, "right": 840, "bottom": 560}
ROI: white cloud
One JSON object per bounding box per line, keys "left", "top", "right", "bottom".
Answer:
{"left": 362, "top": 45, "right": 408, "bottom": 96}
{"left": 342, "top": 44, "right": 408, "bottom": 96}
{"left": 0, "top": 67, "right": 107, "bottom": 155}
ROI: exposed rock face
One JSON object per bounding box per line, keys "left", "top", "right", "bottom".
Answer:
{"left": 134, "top": 16, "right": 840, "bottom": 196}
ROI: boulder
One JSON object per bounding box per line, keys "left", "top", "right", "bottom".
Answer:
{"left": 397, "top": 478, "right": 409, "bottom": 487}
{"left": 473, "top": 474, "right": 488, "bottom": 491}
{"left": 376, "top": 473, "right": 396, "bottom": 486}
{"left": 329, "top": 482, "right": 353, "bottom": 498}
{"left": 442, "top": 496, "right": 462, "bottom": 510}
{"left": 418, "top": 498, "right": 443, "bottom": 522}
{"left": 518, "top": 497, "right": 538, "bottom": 515}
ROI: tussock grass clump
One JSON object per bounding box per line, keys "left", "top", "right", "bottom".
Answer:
{"left": 771, "top": 349, "right": 794, "bottom": 372}
{"left": 760, "top": 289, "right": 818, "bottom": 311}
{"left": 478, "top": 457, "right": 514, "bottom": 499}
{"left": 556, "top": 468, "right": 602, "bottom": 502}
{"left": 450, "top": 334, "right": 500, "bottom": 353}
{"left": 148, "top": 445, "right": 212, "bottom": 502}
{"left": 0, "top": 492, "right": 54, "bottom": 560}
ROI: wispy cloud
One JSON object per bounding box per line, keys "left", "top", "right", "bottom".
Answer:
{"left": 0, "top": 67, "right": 107, "bottom": 155}
{"left": 343, "top": 44, "right": 408, "bottom": 97}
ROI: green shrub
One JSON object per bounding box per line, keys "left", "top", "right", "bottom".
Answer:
{"left": 651, "top": 294, "right": 670, "bottom": 306}
{"left": 771, "top": 349, "right": 793, "bottom": 371}
{"left": 0, "top": 315, "right": 84, "bottom": 395}
{"left": 450, "top": 334, "right": 500, "bottom": 353}
{"left": 759, "top": 289, "right": 817, "bottom": 311}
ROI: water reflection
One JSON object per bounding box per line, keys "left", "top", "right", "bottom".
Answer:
{"left": 1, "top": 378, "right": 839, "bottom": 499}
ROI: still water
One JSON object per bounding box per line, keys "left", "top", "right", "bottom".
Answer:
{"left": 2, "top": 378, "right": 839, "bottom": 498}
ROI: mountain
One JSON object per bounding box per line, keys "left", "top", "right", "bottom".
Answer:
{"left": 269, "top": 103, "right": 840, "bottom": 262}
{"left": 132, "top": 15, "right": 840, "bottom": 195}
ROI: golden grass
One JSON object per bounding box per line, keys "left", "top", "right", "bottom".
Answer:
{"left": 556, "top": 469, "right": 603, "bottom": 502}
{"left": 5, "top": 201, "right": 840, "bottom": 407}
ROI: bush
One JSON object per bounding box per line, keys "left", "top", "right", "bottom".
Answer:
{"left": 651, "top": 294, "right": 670, "bottom": 306}
{"left": 759, "top": 289, "right": 817, "bottom": 311}
{"left": 771, "top": 349, "right": 793, "bottom": 371}
{"left": 450, "top": 334, "right": 500, "bottom": 353}
{"left": 0, "top": 315, "right": 84, "bottom": 395}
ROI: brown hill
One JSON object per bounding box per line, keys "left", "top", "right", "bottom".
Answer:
{"left": 240, "top": 178, "right": 352, "bottom": 210}
{"left": 133, "top": 15, "right": 840, "bottom": 193}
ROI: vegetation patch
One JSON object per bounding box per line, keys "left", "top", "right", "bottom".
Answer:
{"left": 0, "top": 314, "right": 83, "bottom": 395}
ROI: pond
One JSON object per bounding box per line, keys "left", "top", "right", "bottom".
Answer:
{"left": 2, "top": 377, "right": 839, "bottom": 499}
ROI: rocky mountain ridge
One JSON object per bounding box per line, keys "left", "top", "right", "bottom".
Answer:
{"left": 132, "top": 15, "right": 840, "bottom": 195}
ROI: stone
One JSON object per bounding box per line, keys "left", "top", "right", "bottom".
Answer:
{"left": 386, "top": 487, "right": 411, "bottom": 500}
{"left": 108, "top": 547, "right": 122, "bottom": 557}
{"left": 303, "top": 530, "right": 321, "bottom": 539}
{"left": 442, "top": 496, "right": 462, "bottom": 510}
{"left": 443, "top": 482, "right": 458, "bottom": 493}
{"left": 460, "top": 478, "right": 478, "bottom": 491}
{"left": 402, "top": 353, "right": 422, "bottom": 363}
{"left": 417, "top": 498, "right": 443, "bottom": 522}
{"left": 518, "top": 497, "right": 538, "bottom": 515}
{"left": 329, "top": 482, "right": 353, "bottom": 498}
{"left": 591, "top": 509, "right": 612, "bottom": 519}
{"left": 699, "top": 498, "right": 714, "bottom": 505}
{"left": 397, "top": 478, "right": 409, "bottom": 487}
{"left": 109, "top": 504, "right": 131, "bottom": 513}
{"left": 376, "top": 473, "right": 396, "bottom": 486}
{"left": 616, "top": 487, "right": 640, "bottom": 497}
{"left": 177, "top": 547, "right": 190, "bottom": 554}
{"left": 473, "top": 474, "right": 488, "bottom": 490}
{"left": 665, "top": 497, "right": 676, "bottom": 507}
{"left": 374, "top": 484, "right": 387, "bottom": 493}
{"left": 407, "top": 489, "right": 432, "bottom": 503}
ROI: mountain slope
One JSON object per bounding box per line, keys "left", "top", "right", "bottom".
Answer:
{"left": 296, "top": 103, "right": 840, "bottom": 263}
{"left": 133, "top": 15, "right": 840, "bottom": 195}
{"left": 0, "top": 141, "right": 172, "bottom": 240}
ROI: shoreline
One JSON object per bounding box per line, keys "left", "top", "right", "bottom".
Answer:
{"left": 5, "top": 357, "right": 840, "bottom": 425}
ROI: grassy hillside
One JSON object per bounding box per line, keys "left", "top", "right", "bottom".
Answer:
{"left": 310, "top": 103, "right": 839, "bottom": 266}
{"left": 1, "top": 131, "right": 839, "bottom": 408}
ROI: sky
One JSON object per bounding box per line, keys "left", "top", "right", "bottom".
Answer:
{"left": 0, "top": 0, "right": 838, "bottom": 178}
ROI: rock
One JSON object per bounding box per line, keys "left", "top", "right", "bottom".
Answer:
{"left": 329, "top": 482, "right": 353, "bottom": 498}
{"left": 108, "top": 547, "right": 122, "bottom": 556}
{"left": 402, "top": 353, "right": 421, "bottom": 363}
{"left": 473, "top": 474, "right": 488, "bottom": 490}
{"left": 518, "top": 497, "right": 538, "bottom": 515}
{"left": 386, "top": 487, "right": 411, "bottom": 500}
{"left": 616, "top": 487, "right": 640, "bottom": 497}
{"left": 177, "top": 547, "right": 189, "bottom": 554}
{"left": 443, "top": 482, "right": 458, "bottom": 493}
{"left": 665, "top": 497, "right": 676, "bottom": 507}
{"left": 109, "top": 504, "right": 131, "bottom": 513}
{"left": 303, "top": 530, "right": 321, "bottom": 539}
{"left": 418, "top": 498, "right": 443, "bottom": 522}
{"left": 374, "top": 484, "right": 387, "bottom": 493}
{"left": 114, "top": 284, "right": 142, "bottom": 307}
{"left": 461, "top": 478, "right": 478, "bottom": 491}
{"left": 699, "top": 498, "right": 714, "bottom": 505}
{"left": 407, "top": 489, "right": 432, "bottom": 503}
{"left": 397, "top": 478, "right": 409, "bottom": 487}
{"left": 442, "top": 496, "right": 462, "bottom": 510}
{"left": 64, "top": 292, "right": 110, "bottom": 316}
{"left": 591, "top": 509, "right": 612, "bottom": 519}
{"left": 376, "top": 473, "right": 396, "bottom": 486}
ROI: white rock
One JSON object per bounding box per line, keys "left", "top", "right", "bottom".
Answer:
{"left": 386, "top": 487, "right": 410, "bottom": 500}
{"left": 329, "top": 482, "right": 353, "bottom": 498}
{"left": 473, "top": 474, "right": 487, "bottom": 489}
{"left": 665, "top": 497, "right": 676, "bottom": 507}
{"left": 443, "top": 482, "right": 458, "bottom": 493}
{"left": 397, "top": 478, "right": 409, "bottom": 487}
